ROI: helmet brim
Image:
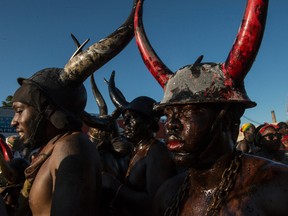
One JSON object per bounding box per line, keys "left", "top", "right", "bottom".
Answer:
{"left": 154, "top": 100, "right": 257, "bottom": 115}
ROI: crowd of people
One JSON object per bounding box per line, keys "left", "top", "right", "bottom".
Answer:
{"left": 1, "top": 0, "right": 288, "bottom": 215}
{"left": 236, "top": 121, "right": 288, "bottom": 164}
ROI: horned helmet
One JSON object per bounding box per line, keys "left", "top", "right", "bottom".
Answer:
{"left": 13, "top": 0, "right": 139, "bottom": 130}
{"left": 83, "top": 74, "right": 121, "bottom": 145}
{"left": 134, "top": 0, "right": 268, "bottom": 110}
{"left": 107, "top": 71, "right": 160, "bottom": 132}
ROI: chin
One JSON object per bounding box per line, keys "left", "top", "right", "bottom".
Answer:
{"left": 22, "top": 137, "right": 30, "bottom": 146}
{"left": 173, "top": 152, "right": 197, "bottom": 168}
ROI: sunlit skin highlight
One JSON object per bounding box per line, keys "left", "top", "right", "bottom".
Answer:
{"left": 163, "top": 104, "right": 220, "bottom": 167}
{"left": 11, "top": 102, "right": 40, "bottom": 145}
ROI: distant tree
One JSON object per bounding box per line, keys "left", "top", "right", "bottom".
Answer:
{"left": 2, "top": 95, "right": 13, "bottom": 107}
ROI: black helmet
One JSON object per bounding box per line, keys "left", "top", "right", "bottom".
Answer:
{"left": 18, "top": 68, "right": 87, "bottom": 118}
{"left": 107, "top": 71, "right": 159, "bottom": 132}
{"left": 125, "top": 96, "right": 156, "bottom": 118}
{"left": 12, "top": 0, "right": 140, "bottom": 129}
{"left": 83, "top": 73, "right": 121, "bottom": 142}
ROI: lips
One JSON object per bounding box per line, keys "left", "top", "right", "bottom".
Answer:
{"left": 167, "top": 140, "right": 184, "bottom": 150}
{"left": 16, "top": 129, "right": 24, "bottom": 139}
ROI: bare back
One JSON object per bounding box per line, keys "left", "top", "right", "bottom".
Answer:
{"left": 29, "top": 132, "right": 101, "bottom": 216}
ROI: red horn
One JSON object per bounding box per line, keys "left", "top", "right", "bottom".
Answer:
{"left": 223, "top": 0, "right": 268, "bottom": 84}
{"left": 134, "top": 0, "right": 173, "bottom": 88}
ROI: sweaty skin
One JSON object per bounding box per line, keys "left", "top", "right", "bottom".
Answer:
{"left": 155, "top": 153, "right": 288, "bottom": 215}
{"left": 153, "top": 104, "right": 288, "bottom": 216}
{"left": 102, "top": 109, "right": 176, "bottom": 216}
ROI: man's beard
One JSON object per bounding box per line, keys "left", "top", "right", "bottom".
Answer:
{"left": 25, "top": 114, "right": 46, "bottom": 150}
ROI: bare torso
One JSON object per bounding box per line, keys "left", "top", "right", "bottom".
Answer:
{"left": 29, "top": 132, "right": 101, "bottom": 216}
{"left": 155, "top": 154, "right": 288, "bottom": 216}
{"left": 114, "top": 139, "right": 176, "bottom": 216}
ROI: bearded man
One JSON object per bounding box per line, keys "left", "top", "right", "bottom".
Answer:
{"left": 10, "top": 0, "right": 139, "bottom": 214}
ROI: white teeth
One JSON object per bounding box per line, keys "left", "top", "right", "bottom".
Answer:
{"left": 169, "top": 135, "right": 178, "bottom": 140}
{"left": 176, "top": 152, "right": 189, "bottom": 156}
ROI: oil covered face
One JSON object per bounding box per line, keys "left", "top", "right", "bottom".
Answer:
{"left": 11, "top": 102, "right": 40, "bottom": 145}
{"left": 163, "top": 104, "right": 219, "bottom": 167}
{"left": 123, "top": 110, "right": 148, "bottom": 143}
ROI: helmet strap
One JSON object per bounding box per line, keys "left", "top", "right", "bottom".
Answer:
{"left": 210, "top": 104, "right": 230, "bottom": 135}
{"left": 26, "top": 110, "right": 46, "bottom": 150}
{"left": 194, "top": 104, "right": 231, "bottom": 167}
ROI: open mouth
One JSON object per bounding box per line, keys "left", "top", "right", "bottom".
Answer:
{"left": 16, "top": 131, "right": 24, "bottom": 140}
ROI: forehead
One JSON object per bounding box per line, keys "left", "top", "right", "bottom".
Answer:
{"left": 246, "top": 125, "right": 256, "bottom": 132}
{"left": 279, "top": 123, "right": 288, "bottom": 128}
{"left": 123, "top": 109, "right": 138, "bottom": 117}
{"left": 12, "top": 101, "right": 30, "bottom": 109}
{"left": 261, "top": 126, "right": 277, "bottom": 135}
{"left": 164, "top": 104, "right": 216, "bottom": 112}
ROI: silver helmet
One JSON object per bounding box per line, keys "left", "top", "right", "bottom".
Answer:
{"left": 134, "top": 0, "right": 268, "bottom": 110}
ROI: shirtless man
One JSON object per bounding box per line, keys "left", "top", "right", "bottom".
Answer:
{"left": 134, "top": 0, "right": 288, "bottom": 215}
{"left": 11, "top": 97, "right": 101, "bottom": 216}
{"left": 101, "top": 72, "right": 176, "bottom": 216}
{"left": 82, "top": 74, "right": 133, "bottom": 215}
{"left": 85, "top": 74, "right": 133, "bottom": 180}
{"left": 10, "top": 0, "right": 139, "bottom": 214}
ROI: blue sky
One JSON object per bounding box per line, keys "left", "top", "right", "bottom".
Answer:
{"left": 0, "top": 0, "right": 287, "bottom": 126}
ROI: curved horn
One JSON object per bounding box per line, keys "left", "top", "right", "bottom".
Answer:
{"left": 70, "top": 33, "right": 90, "bottom": 60}
{"left": 223, "top": 0, "right": 268, "bottom": 84}
{"left": 90, "top": 74, "right": 108, "bottom": 116}
{"left": 111, "top": 107, "right": 122, "bottom": 119}
{"left": 107, "top": 71, "right": 129, "bottom": 110}
{"left": 134, "top": 0, "right": 173, "bottom": 88}
{"left": 81, "top": 111, "right": 111, "bottom": 131}
{"left": 62, "top": 0, "right": 139, "bottom": 87}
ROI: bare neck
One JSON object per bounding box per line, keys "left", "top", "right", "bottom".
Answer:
{"left": 189, "top": 150, "right": 235, "bottom": 189}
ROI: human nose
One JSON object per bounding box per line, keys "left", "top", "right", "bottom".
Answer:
{"left": 10, "top": 114, "right": 18, "bottom": 128}
{"left": 165, "top": 115, "right": 182, "bottom": 132}
{"left": 124, "top": 118, "right": 130, "bottom": 126}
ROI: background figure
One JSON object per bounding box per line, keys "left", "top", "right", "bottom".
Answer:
{"left": 87, "top": 123, "right": 133, "bottom": 181}
{"left": 254, "top": 123, "right": 288, "bottom": 164}
{"left": 276, "top": 122, "right": 288, "bottom": 158}
{"left": 277, "top": 121, "right": 288, "bottom": 135}
{"left": 0, "top": 138, "right": 29, "bottom": 216}
{"left": 6, "top": 135, "right": 27, "bottom": 159}
{"left": 236, "top": 123, "right": 259, "bottom": 154}
{"left": 82, "top": 74, "right": 133, "bottom": 215}
{"left": 0, "top": 155, "right": 29, "bottom": 215}
{"left": 85, "top": 74, "right": 133, "bottom": 180}
{"left": 101, "top": 71, "right": 176, "bottom": 216}
{"left": 281, "top": 134, "right": 288, "bottom": 157}
{"left": 0, "top": 135, "right": 13, "bottom": 162}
